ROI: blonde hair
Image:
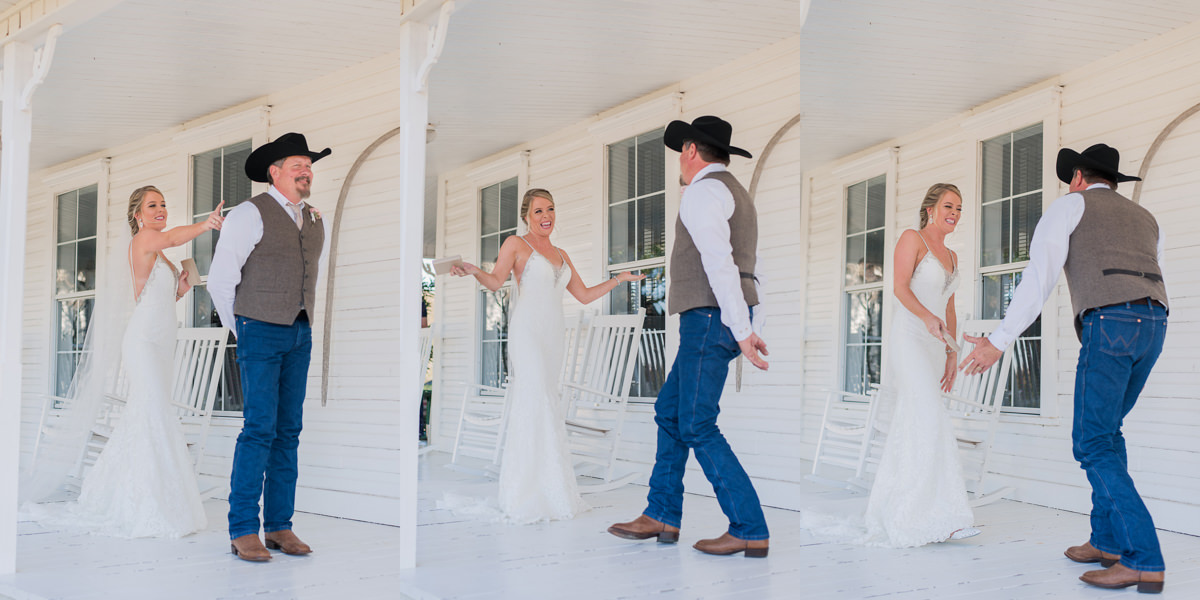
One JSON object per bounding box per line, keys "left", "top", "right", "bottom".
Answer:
{"left": 918, "top": 183, "right": 961, "bottom": 229}
{"left": 521, "top": 188, "right": 554, "bottom": 225}
{"left": 127, "top": 185, "right": 164, "bottom": 235}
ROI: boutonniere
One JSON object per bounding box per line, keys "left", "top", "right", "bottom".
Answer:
{"left": 309, "top": 206, "right": 322, "bottom": 223}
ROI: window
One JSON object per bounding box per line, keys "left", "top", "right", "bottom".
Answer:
{"left": 607, "top": 128, "right": 667, "bottom": 399}
{"left": 190, "top": 140, "right": 253, "bottom": 412}
{"left": 53, "top": 185, "right": 99, "bottom": 396}
{"left": 842, "top": 175, "right": 886, "bottom": 395}
{"left": 479, "top": 177, "right": 519, "bottom": 387}
{"left": 980, "top": 123, "right": 1043, "bottom": 411}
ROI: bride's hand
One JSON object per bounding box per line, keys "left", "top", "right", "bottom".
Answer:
{"left": 922, "top": 314, "right": 948, "bottom": 342}
{"left": 176, "top": 274, "right": 192, "bottom": 300}
{"left": 940, "top": 352, "right": 958, "bottom": 392}
{"left": 614, "top": 271, "right": 645, "bottom": 283}
{"left": 450, "top": 262, "right": 480, "bottom": 277}
{"left": 203, "top": 201, "right": 225, "bottom": 231}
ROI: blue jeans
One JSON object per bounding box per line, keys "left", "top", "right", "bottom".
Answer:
{"left": 644, "top": 307, "right": 768, "bottom": 540}
{"left": 1073, "top": 300, "right": 1167, "bottom": 572}
{"left": 228, "top": 315, "right": 311, "bottom": 539}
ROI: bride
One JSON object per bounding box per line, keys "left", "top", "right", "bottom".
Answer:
{"left": 30, "top": 185, "right": 224, "bottom": 538}
{"left": 451, "top": 188, "right": 644, "bottom": 523}
{"left": 863, "top": 182, "right": 978, "bottom": 547}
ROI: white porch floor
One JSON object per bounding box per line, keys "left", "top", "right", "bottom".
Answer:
{"left": 2, "top": 450, "right": 1198, "bottom": 599}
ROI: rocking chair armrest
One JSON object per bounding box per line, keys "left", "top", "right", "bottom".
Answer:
{"left": 559, "top": 382, "right": 619, "bottom": 403}
{"left": 461, "top": 383, "right": 507, "bottom": 396}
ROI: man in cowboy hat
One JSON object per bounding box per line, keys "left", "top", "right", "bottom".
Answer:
{"left": 209, "top": 132, "right": 332, "bottom": 562}
{"left": 960, "top": 143, "right": 1168, "bottom": 592}
{"left": 608, "top": 116, "right": 771, "bottom": 557}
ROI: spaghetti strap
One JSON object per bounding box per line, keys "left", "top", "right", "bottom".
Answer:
{"left": 517, "top": 234, "right": 535, "bottom": 250}
{"left": 916, "top": 231, "right": 931, "bottom": 251}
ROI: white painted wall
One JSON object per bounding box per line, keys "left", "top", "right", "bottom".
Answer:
{"left": 435, "top": 21, "right": 1200, "bottom": 537}
{"left": 20, "top": 51, "right": 411, "bottom": 526}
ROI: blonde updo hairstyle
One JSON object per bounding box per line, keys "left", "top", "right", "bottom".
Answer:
{"left": 918, "top": 183, "right": 962, "bottom": 229}
{"left": 520, "top": 188, "right": 554, "bottom": 228}
{"left": 127, "top": 185, "right": 164, "bottom": 235}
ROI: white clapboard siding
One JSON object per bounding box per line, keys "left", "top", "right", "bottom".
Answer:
{"left": 799, "top": 20, "right": 1200, "bottom": 534}
{"left": 19, "top": 51, "right": 411, "bottom": 526}
{"left": 432, "top": 19, "right": 1200, "bottom": 536}
{"left": 433, "top": 38, "right": 808, "bottom": 506}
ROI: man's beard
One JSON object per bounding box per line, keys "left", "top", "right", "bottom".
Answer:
{"left": 297, "top": 177, "right": 311, "bottom": 200}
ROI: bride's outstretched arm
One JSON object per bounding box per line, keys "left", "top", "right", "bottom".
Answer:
{"left": 941, "top": 292, "right": 958, "bottom": 391}
{"left": 135, "top": 201, "right": 224, "bottom": 253}
{"left": 451, "top": 235, "right": 519, "bottom": 292}
{"left": 562, "top": 250, "right": 644, "bottom": 305}
{"left": 893, "top": 229, "right": 947, "bottom": 342}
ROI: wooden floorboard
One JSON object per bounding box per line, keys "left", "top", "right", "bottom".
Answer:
{"left": 1, "top": 450, "right": 1197, "bottom": 599}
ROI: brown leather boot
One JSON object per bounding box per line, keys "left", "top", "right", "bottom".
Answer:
{"left": 1065, "top": 541, "right": 1120, "bottom": 567}
{"left": 230, "top": 534, "right": 271, "bottom": 562}
{"left": 607, "top": 515, "right": 680, "bottom": 543}
{"left": 264, "top": 530, "right": 313, "bottom": 555}
{"left": 693, "top": 532, "right": 768, "bottom": 558}
{"left": 1080, "top": 563, "right": 1164, "bottom": 593}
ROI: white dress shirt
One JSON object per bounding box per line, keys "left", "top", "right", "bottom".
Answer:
{"left": 207, "top": 185, "right": 329, "bottom": 336}
{"left": 679, "top": 163, "right": 754, "bottom": 341}
{"left": 988, "top": 183, "right": 1168, "bottom": 350}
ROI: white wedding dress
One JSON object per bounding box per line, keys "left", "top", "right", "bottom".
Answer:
{"left": 802, "top": 236, "right": 974, "bottom": 547}
{"left": 61, "top": 255, "right": 207, "bottom": 538}
{"left": 862, "top": 239, "right": 974, "bottom": 547}
{"left": 496, "top": 242, "right": 589, "bottom": 523}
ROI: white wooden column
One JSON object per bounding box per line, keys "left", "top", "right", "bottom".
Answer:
{"left": 395, "top": 0, "right": 453, "bottom": 569}
{"left": 0, "top": 38, "right": 36, "bottom": 575}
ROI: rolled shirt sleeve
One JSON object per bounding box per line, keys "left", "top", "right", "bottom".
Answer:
{"left": 679, "top": 170, "right": 753, "bottom": 341}
{"left": 987, "top": 192, "right": 1084, "bottom": 350}
{"left": 207, "top": 202, "right": 263, "bottom": 337}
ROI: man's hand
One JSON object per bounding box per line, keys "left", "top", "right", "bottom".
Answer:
{"left": 738, "top": 332, "right": 769, "bottom": 371}
{"left": 958, "top": 334, "right": 1002, "bottom": 375}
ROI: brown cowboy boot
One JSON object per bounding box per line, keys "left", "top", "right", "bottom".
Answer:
{"left": 1080, "top": 563, "right": 1164, "bottom": 593}
{"left": 230, "top": 534, "right": 271, "bottom": 562}
{"left": 264, "top": 529, "right": 313, "bottom": 555}
{"left": 1064, "top": 541, "right": 1120, "bottom": 567}
{"left": 693, "top": 532, "right": 768, "bottom": 558}
{"left": 607, "top": 515, "right": 680, "bottom": 543}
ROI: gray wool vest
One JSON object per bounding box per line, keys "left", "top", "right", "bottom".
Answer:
{"left": 1063, "top": 187, "right": 1168, "bottom": 338}
{"left": 233, "top": 193, "right": 324, "bottom": 325}
{"left": 667, "top": 169, "right": 758, "bottom": 315}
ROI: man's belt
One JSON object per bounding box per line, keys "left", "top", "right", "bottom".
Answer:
{"left": 1102, "top": 268, "right": 1163, "bottom": 282}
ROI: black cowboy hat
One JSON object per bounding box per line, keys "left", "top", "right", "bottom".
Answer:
{"left": 244, "top": 132, "right": 332, "bottom": 183}
{"left": 1056, "top": 143, "right": 1141, "bottom": 185}
{"left": 664, "top": 115, "right": 753, "bottom": 159}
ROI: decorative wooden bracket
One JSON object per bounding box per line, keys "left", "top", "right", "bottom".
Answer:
{"left": 20, "top": 23, "right": 63, "bottom": 111}
{"left": 414, "top": 1, "right": 455, "bottom": 94}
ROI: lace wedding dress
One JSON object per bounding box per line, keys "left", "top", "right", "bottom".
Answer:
{"left": 862, "top": 239, "right": 974, "bottom": 547}
{"left": 801, "top": 236, "right": 974, "bottom": 547}
{"left": 61, "top": 255, "right": 207, "bottom": 538}
{"left": 495, "top": 242, "right": 590, "bottom": 523}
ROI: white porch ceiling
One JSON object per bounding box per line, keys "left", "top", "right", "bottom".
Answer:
{"left": 7, "top": 0, "right": 1200, "bottom": 253}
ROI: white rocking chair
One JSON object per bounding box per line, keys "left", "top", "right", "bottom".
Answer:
{"left": 448, "top": 378, "right": 510, "bottom": 477}
{"left": 942, "top": 319, "right": 1015, "bottom": 507}
{"left": 37, "top": 327, "right": 229, "bottom": 493}
{"left": 563, "top": 309, "right": 645, "bottom": 493}
{"left": 807, "top": 388, "right": 880, "bottom": 491}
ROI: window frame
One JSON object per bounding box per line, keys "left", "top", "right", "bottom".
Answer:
{"left": 840, "top": 173, "right": 888, "bottom": 395}
{"left": 43, "top": 159, "right": 111, "bottom": 398}
{"left": 830, "top": 150, "right": 898, "bottom": 396}
{"left": 603, "top": 127, "right": 669, "bottom": 401}
{"left": 960, "top": 87, "right": 1062, "bottom": 419}
{"left": 476, "top": 175, "right": 520, "bottom": 388}
{"left": 186, "top": 138, "right": 256, "bottom": 415}
{"left": 464, "top": 152, "right": 527, "bottom": 389}
{"left": 174, "top": 106, "right": 270, "bottom": 417}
